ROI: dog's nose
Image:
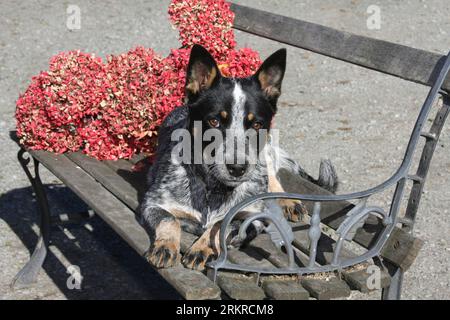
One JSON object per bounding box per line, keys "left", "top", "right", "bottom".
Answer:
{"left": 226, "top": 164, "right": 247, "bottom": 177}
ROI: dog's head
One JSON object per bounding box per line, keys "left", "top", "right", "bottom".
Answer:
{"left": 185, "top": 44, "right": 286, "bottom": 187}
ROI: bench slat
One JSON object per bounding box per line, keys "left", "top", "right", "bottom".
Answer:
{"left": 104, "top": 159, "right": 147, "bottom": 194}
{"left": 67, "top": 152, "right": 140, "bottom": 210}
{"left": 231, "top": 3, "right": 450, "bottom": 93}
{"left": 262, "top": 280, "right": 310, "bottom": 300}
{"left": 249, "top": 233, "right": 305, "bottom": 268}
{"left": 301, "top": 276, "right": 351, "bottom": 300}
{"left": 159, "top": 267, "right": 221, "bottom": 300}
{"left": 216, "top": 272, "right": 266, "bottom": 300}
{"left": 227, "top": 246, "right": 275, "bottom": 270}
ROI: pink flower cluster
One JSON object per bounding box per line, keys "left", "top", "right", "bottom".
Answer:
{"left": 16, "top": 0, "right": 262, "bottom": 160}
{"left": 16, "top": 48, "right": 165, "bottom": 159}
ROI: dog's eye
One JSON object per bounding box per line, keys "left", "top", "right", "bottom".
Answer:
{"left": 252, "top": 122, "right": 263, "bottom": 130}
{"left": 208, "top": 118, "right": 220, "bottom": 128}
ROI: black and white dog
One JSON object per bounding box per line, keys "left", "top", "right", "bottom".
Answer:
{"left": 138, "top": 45, "right": 337, "bottom": 270}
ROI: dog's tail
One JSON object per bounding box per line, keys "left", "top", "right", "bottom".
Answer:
{"left": 297, "top": 159, "right": 339, "bottom": 193}
{"left": 269, "top": 146, "right": 339, "bottom": 193}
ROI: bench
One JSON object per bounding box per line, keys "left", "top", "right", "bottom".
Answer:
{"left": 10, "top": 3, "right": 450, "bottom": 300}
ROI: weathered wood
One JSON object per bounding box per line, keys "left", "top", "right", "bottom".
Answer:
{"left": 217, "top": 272, "right": 265, "bottom": 300}
{"left": 159, "top": 267, "right": 221, "bottom": 300}
{"left": 290, "top": 221, "right": 385, "bottom": 295}
{"left": 249, "top": 233, "right": 308, "bottom": 268}
{"left": 15, "top": 138, "right": 418, "bottom": 299}
{"left": 27, "top": 150, "right": 221, "bottom": 300}
{"left": 342, "top": 268, "right": 390, "bottom": 293}
{"left": 250, "top": 227, "right": 363, "bottom": 298}
{"left": 104, "top": 159, "right": 147, "bottom": 193}
{"left": 381, "top": 228, "right": 424, "bottom": 271}
{"left": 104, "top": 158, "right": 135, "bottom": 172}
{"left": 278, "top": 168, "right": 422, "bottom": 270}
{"left": 12, "top": 1, "right": 438, "bottom": 297}
{"left": 67, "top": 152, "right": 140, "bottom": 210}
{"left": 292, "top": 221, "right": 390, "bottom": 291}
{"left": 248, "top": 234, "right": 316, "bottom": 299}
{"left": 179, "top": 229, "right": 198, "bottom": 253}
{"left": 262, "top": 279, "right": 309, "bottom": 300}
{"left": 227, "top": 245, "right": 276, "bottom": 270}
{"left": 23, "top": 148, "right": 401, "bottom": 299}
{"left": 231, "top": 3, "right": 450, "bottom": 93}
{"left": 301, "top": 276, "right": 351, "bottom": 300}
{"left": 291, "top": 222, "right": 353, "bottom": 263}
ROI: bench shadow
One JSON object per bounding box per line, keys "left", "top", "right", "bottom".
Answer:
{"left": 0, "top": 184, "right": 180, "bottom": 299}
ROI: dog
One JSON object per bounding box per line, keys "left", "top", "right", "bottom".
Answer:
{"left": 138, "top": 44, "right": 338, "bottom": 270}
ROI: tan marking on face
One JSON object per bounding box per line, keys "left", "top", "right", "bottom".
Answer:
{"left": 247, "top": 112, "right": 255, "bottom": 121}
{"left": 220, "top": 111, "right": 228, "bottom": 119}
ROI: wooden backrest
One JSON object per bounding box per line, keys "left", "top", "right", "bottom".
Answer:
{"left": 231, "top": 3, "right": 450, "bottom": 93}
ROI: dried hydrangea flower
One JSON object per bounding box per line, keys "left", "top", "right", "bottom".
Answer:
{"left": 16, "top": 0, "right": 261, "bottom": 160}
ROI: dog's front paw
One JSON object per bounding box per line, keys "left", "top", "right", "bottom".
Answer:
{"left": 182, "top": 245, "right": 216, "bottom": 271}
{"left": 279, "top": 199, "right": 308, "bottom": 222}
{"left": 146, "top": 239, "right": 180, "bottom": 268}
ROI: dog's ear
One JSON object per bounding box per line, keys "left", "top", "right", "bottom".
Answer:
{"left": 254, "top": 48, "right": 286, "bottom": 108}
{"left": 185, "top": 44, "right": 220, "bottom": 101}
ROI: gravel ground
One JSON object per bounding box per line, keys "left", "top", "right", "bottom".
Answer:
{"left": 0, "top": 0, "right": 449, "bottom": 300}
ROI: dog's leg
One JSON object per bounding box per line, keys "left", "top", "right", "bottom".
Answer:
{"left": 182, "top": 223, "right": 221, "bottom": 271}
{"left": 140, "top": 206, "right": 181, "bottom": 268}
{"left": 265, "top": 148, "right": 308, "bottom": 222}
{"left": 267, "top": 172, "right": 307, "bottom": 222}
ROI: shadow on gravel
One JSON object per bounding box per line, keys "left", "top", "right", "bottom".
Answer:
{"left": 0, "top": 184, "right": 180, "bottom": 299}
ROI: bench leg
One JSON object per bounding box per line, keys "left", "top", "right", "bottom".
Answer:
{"left": 11, "top": 149, "right": 52, "bottom": 289}
{"left": 381, "top": 263, "right": 403, "bottom": 300}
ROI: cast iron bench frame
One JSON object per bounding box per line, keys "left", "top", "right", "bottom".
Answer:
{"left": 10, "top": 3, "right": 450, "bottom": 300}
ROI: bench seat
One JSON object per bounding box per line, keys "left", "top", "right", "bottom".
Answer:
{"left": 17, "top": 145, "right": 423, "bottom": 299}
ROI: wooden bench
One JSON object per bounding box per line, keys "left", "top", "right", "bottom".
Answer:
{"left": 10, "top": 3, "right": 450, "bottom": 300}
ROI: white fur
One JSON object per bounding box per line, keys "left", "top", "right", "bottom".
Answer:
{"left": 230, "top": 82, "right": 246, "bottom": 133}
